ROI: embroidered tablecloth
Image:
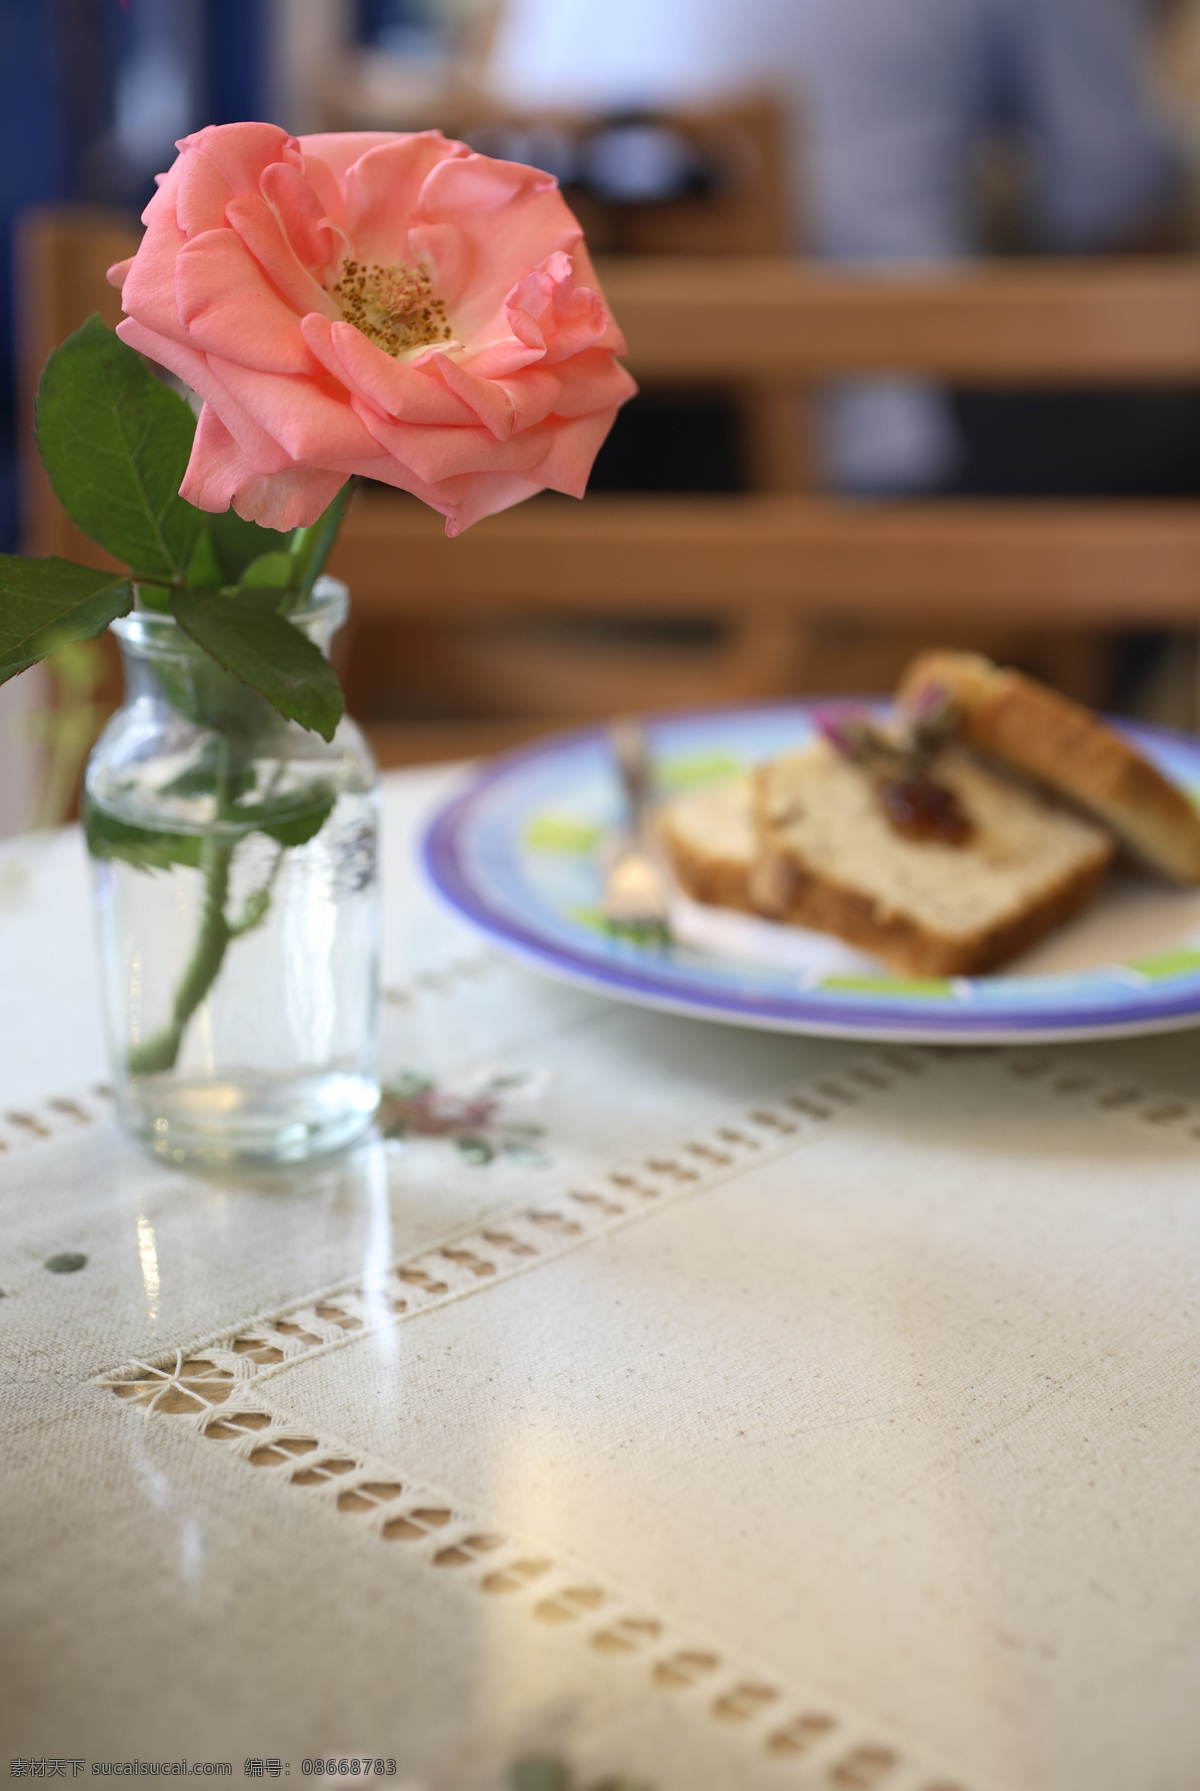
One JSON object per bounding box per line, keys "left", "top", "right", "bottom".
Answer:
{"left": 2, "top": 767, "right": 1199, "bottom": 1791}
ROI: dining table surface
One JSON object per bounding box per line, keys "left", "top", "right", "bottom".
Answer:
{"left": 2, "top": 761, "right": 1200, "bottom": 1791}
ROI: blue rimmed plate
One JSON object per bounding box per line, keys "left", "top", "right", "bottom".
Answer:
{"left": 423, "top": 702, "right": 1200, "bottom": 1043}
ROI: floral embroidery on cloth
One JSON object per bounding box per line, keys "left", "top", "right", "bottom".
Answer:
{"left": 379, "top": 1068, "right": 548, "bottom": 1166}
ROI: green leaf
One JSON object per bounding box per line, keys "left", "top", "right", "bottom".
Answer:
{"left": 259, "top": 804, "right": 333, "bottom": 847}
{"left": 158, "top": 741, "right": 332, "bottom": 842}
{"left": 184, "top": 521, "right": 225, "bottom": 591}
{"left": 240, "top": 551, "right": 295, "bottom": 588}
{"left": 169, "top": 588, "right": 344, "bottom": 741}
{"left": 233, "top": 550, "right": 298, "bottom": 614}
{"left": 83, "top": 799, "right": 204, "bottom": 874}
{"left": 35, "top": 315, "right": 200, "bottom": 578}
{"left": 288, "top": 480, "right": 353, "bottom": 597}
{"left": 209, "top": 508, "right": 293, "bottom": 583}
{"left": 159, "top": 738, "right": 255, "bottom": 801}
{"left": 232, "top": 788, "right": 336, "bottom": 847}
{"left": 150, "top": 642, "right": 284, "bottom": 740}
{"left": 0, "top": 555, "right": 132, "bottom": 685}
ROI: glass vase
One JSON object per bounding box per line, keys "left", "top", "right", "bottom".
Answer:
{"left": 84, "top": 577, "right": 380, "bottom": 1167}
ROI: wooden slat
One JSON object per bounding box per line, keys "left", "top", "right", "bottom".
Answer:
{"left": 365, "top": 717, "right": 574, "bottom": 767}
{"left": 599, "top": 255, "right": 1200, "bottom": 383}
{"left": 332, "top": 491, "right": 1200, "bottom": 624}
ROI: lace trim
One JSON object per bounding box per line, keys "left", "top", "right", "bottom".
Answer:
{"left": 381, "top": 948, "right": 499, "bottom": 1009}
{"left": 0, "top": 1084, "right": 114, "bottom": 1154}
{"left": 999, "top": 1051, "right": 1200, "bottom": 1135}
{"left": 99, "top": 1362, "right": 968, "bottom": 1791}
{"left": 10, "top": 1039, "right": 1199, "bottom": 1170}
{"left": 104, "top": 1053, "right": 926, "bottom": 1386}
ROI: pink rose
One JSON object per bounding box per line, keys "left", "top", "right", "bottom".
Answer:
{"left": 108, "top": 123, "right": 637, "bottom": 535}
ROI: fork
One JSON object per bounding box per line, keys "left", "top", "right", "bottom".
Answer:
{"left": 601, "top": 716, "right": 672, "bottom": 935}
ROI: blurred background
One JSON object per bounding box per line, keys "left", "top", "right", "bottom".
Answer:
{"left": 7, "top": 0, "right": 1200, "bottom": 836}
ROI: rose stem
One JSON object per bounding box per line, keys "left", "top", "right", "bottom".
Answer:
{"left": 127, "top": 834, "right": 237, "bottom": 1075}
{"left": 125, "top": 741, "right": 281, "bottom": 1077}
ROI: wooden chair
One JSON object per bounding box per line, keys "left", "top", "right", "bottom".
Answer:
{"left": 19, "top": 208, "right": 1200, "bottom": 767}
{"left": 335, "top": 253, "right": 1200, "bottom": 756}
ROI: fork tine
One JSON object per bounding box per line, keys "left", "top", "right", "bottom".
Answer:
{"left": 603, "top": 716, "right": 672, "bottom": 935}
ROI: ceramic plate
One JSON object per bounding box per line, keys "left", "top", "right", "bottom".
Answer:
{"left": 423, "top": 702, "right": 1200, "bottom": 1043}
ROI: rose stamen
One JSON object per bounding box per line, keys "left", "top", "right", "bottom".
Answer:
{"left": 332, "top": 259, "right": 453, "bottom": 356}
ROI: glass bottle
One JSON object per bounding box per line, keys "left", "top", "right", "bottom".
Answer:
{"left": 84, "top": 577, "right": 380, "bottom": 1166}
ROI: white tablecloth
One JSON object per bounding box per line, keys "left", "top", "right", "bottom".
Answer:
{"left": 2, "top": 769, "right": 1199, "bottom": 1791}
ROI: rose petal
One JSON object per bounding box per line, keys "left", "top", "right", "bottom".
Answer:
{"left": 258, "top": 162, "right": 342, "bottom": 280}
{"left": 174, "top": 149, "right": 234, "bottom": 236}
{"left": 175, "top": 229, "right": 315, "bottom": 373}
{"left": 507, "top": 257, "right": 611, "bottom": 366}
{"left": 404, "top": 221, "right": 470, "bottom": 311}
{"left": 538, "top": 347, "right": 638, "bottom": 418}
{"left": 565, "top": 239, "right": 627, "bottom": 354}
{"left": 297, "top": 131, "right": 408, "bottom": 188}
{"left": 337, "top": 448, "right": 463, "bottom": 514}
{"left": 435, "top": 355, "right": 562, "bottom": 440}
{"left": 415, "top": 155, "right": 580, "bottom": 339}
{"left": 419, "top": 148, "right": 557, "bottom": 218}
{"left": 182, "top": 406, "right": 346, "bottom": 529}
{"left": 456, "top": 307, "right": 549, "bottom": 381}
{"left": 351, "top": 397, "right": 551, "bottom": 486}
{"left": 438, "top": 470, "right": 544, "bottom": 537}
{"left": 302, "top": 315, "right": 478, "bottom": 426}
{"left": 140, "top": 156, "right": 183, "bottom": 227}
{"left": 206, "top": 352, "right": 381, "bottom": 466}
{"left": 293, "top": 148, "right": 349, "bottom": 240}
{"left": 232, "top": 464, "right": 346, "bottom": 529}
{"left": 179, "top": 403, "right": 263, "bottom": 512}
{"left": 178, "top": 123, "right": 302, "bottom": 194}
{"left": 119, "top": 208, "right": 192, "bottom": 344}
{"left": 225, "top": 192, "right": 340, "bottom": 320}
{"left": 444, "top": 352, "right": 634, "bottom": 438}
{"left": 115, "top": 317, "right": 293, "bottom": 475}
{"left": 523, "top": 407, "right": 622, "bottom": 499}
{"left": 343, "top": 133, "right": 469, "bottom": 268}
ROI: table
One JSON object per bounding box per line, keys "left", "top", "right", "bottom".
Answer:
{"left": 2, "top": 767, "right": 1199, "bottom": 1791}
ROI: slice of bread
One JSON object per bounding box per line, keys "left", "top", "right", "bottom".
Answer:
{"left": 897, "top": 649, "right": 1200, "bottom": 884}
{"left": 750, "top": 741, "right": 1114, "bottom": 977}
{"left": 656, "top": 777, "right": 758, "bottom": 912}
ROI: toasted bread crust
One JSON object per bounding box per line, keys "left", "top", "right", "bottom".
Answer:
{"left": 898, "top": 650, "right": 1200, "bottom": 883}
{"left": 659, "top": 820, "right": 757, "bottom": 912}
{"left": 656, "top": 792, "right": 756, "bottom": 912}
{"left": 748, "top": 830, "right": 1110, "bottom": 977}
{"left": 663, "top": 754, "right": 1113, "bottom": 978}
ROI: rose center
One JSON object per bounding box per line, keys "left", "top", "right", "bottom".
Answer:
{"left": 331, "top": 260, "right": 452, "bottom": 357}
